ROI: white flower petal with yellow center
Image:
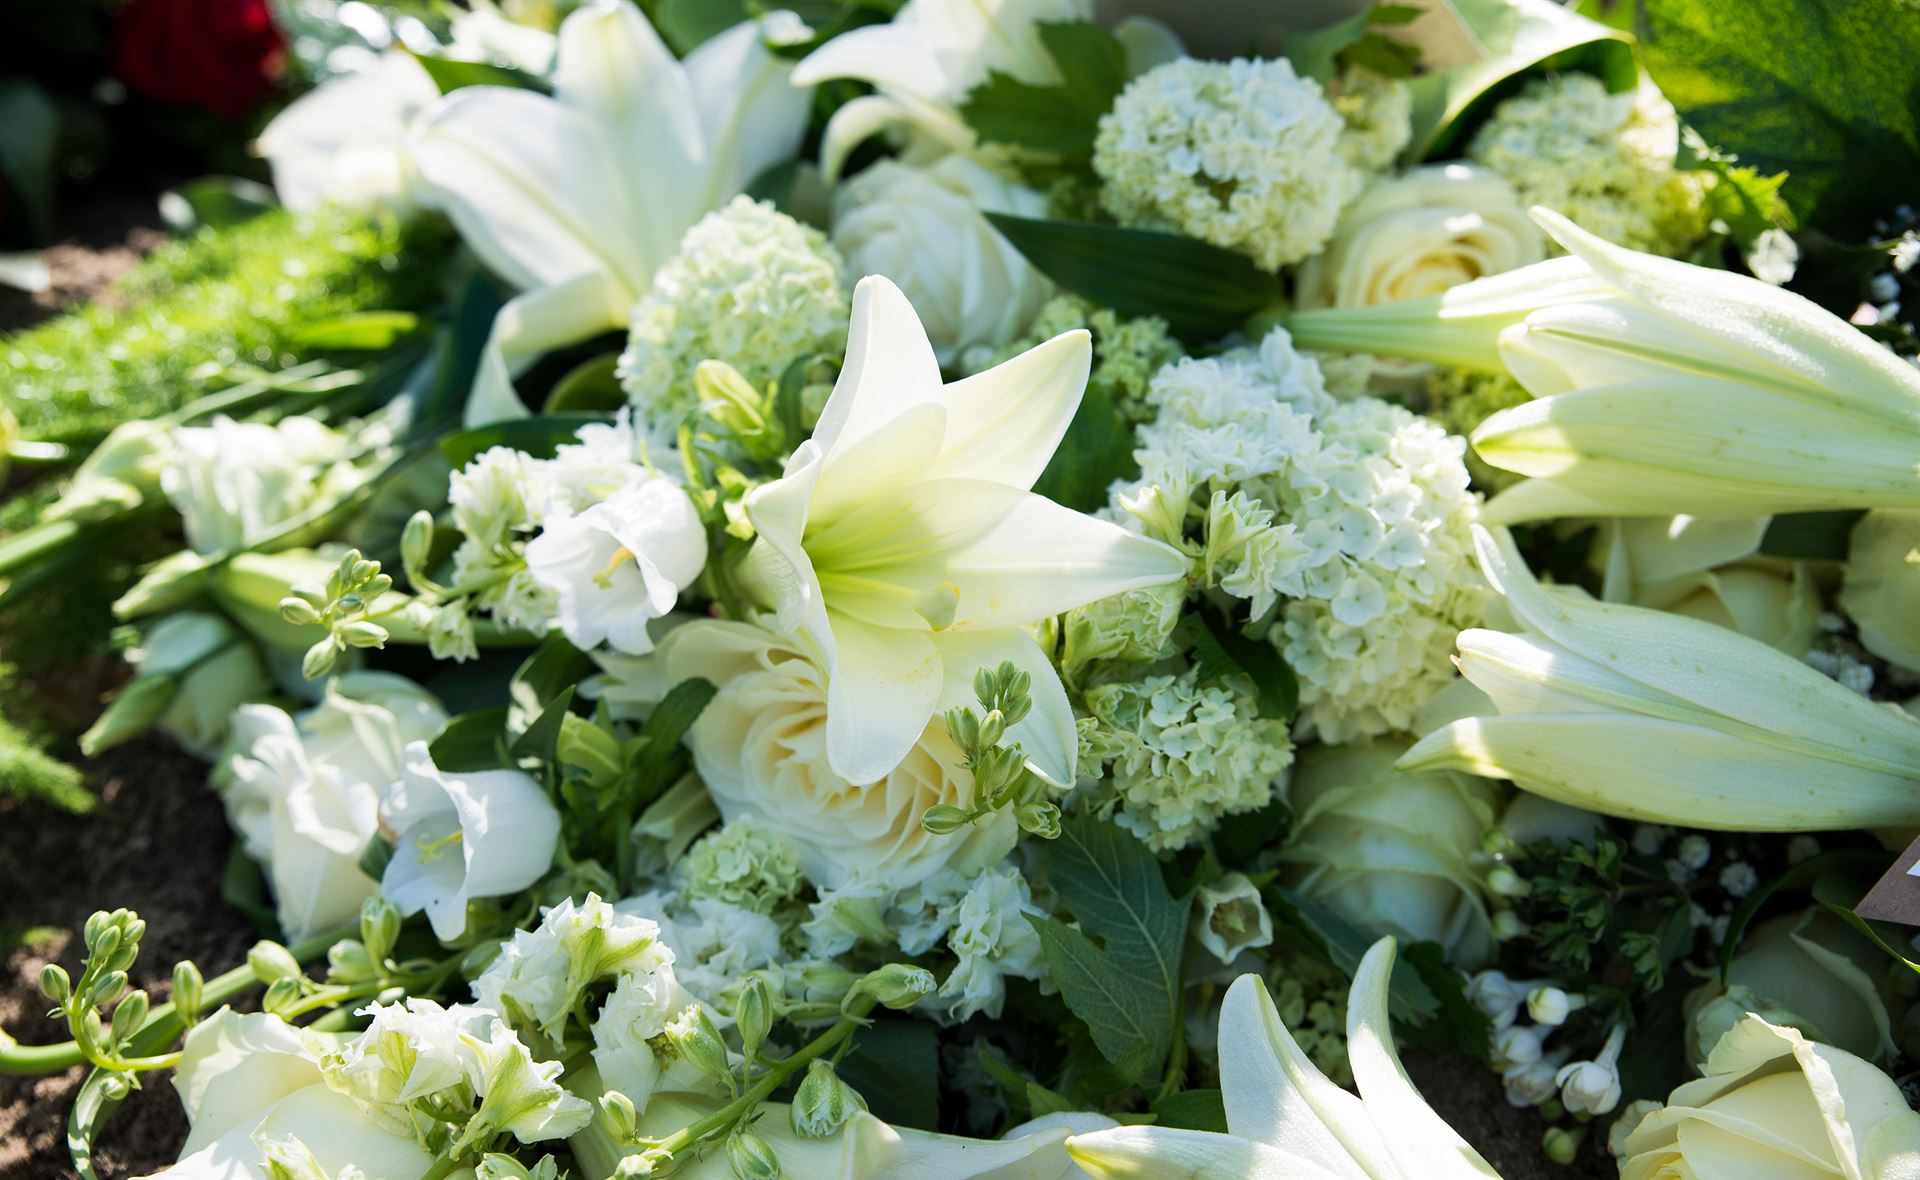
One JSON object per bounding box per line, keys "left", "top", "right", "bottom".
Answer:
{"left": 742, "top": 275, "right": 1188, "bottom": 784}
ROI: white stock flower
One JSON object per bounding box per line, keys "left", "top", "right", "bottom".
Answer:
{"left": 126, "top": 611, "right": 270, "bottom": 759}
{"left": 831, "top": 155, "right": 1051, "bottom": 365}
{"left": 618, "top": 891, "right": 785, "bottom": 1012}
{"left": 523, "top": 476, "right": 707, "bottom": 655}
{"left": 1093, "top": 56, "right": 1362, "bottom": 271}
{"left": 138, "top": 1009, "right": 429, "bottom": 1180}
{"left": 933, "top": 861, "right": 1047, "bottom": 1022}
{"left": 1402, "top": 527, "right": 1920, "bottom": 831}
{"left": 160, "top": 415, "right": 347, "bottom": 554}
{"left": 474, "top": 893, "right": 673, "bottom": 1042}
{"left": 258, "top": 53, "right": 439, "bottom": 212}
{"left": 1295, "top": 163, "right": 1543, "bottom": 382}
{"left": 219, "top": 674, "right": 447, "bottom": 941}
{"left": 790, "top": 0, "right": 1092, "bottom": 179}
{"left": 1066, "top": 939, "right": 1503, "bottom": 1179}
{"left": 406, "top": 0, "right": 810, "bottom": 422}
{"left": 379, "top": 741, "right": 562, "bottom": 940}
{"left": 1618, "top": 1015, "right": 1920, "bottom": 1180}
{"left": 1280, "top": 739, "right": 1502, "bottom": 968}
{"left": 655, "top": 616, "right": 1017, "bottom": 890}
{"left": 741, "top": 275, "right": 1186, "bottom": 784}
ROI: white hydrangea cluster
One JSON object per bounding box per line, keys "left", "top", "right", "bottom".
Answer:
{"left": 438, "top": 412, "right": 675, "bottom": 651}
{"left": 1092, "top": 57, "right": 1363, "bottom": 271}
{"left": 1466, "top": 74, "right": 1710, "bottom": 257}
{"left": 617, "top": 196, "right": 849, "bottom": 430}
{"left": 1329, "top": 67, "right": 1413, "bottom": 173}
{"left": 1080, "top": 668, "right": 1295, "bottom": 851}
{"left": 1058, "top": 580, "right": 1185, "bottom": 681}
{"left": 1122, "top": 329, "right": 1487, "bottom": 741}
{"left": 679, "top": 817, "right": 807, "bottom": 914}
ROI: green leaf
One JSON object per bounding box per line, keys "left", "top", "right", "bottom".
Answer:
{"left": 357, "top": 835, "right": 394, "bottom": 884}
{"left": 1400, "top": 941, "right": 1491, "bottom": 1058}
{"left": 439, "top": 414, "right": 609, "bottom": 469}
{"left": 511, "top": 685, "right": 576, "bottom": 763}
{"left": 1287, "top": 6, "right": 1422, "bottom": 83}
{"left": 1199, "top": 610, "right": 1298, "bottom": 722}
{"left": 651, "top": 0, "right": 750, "bottom": 55}
{"left": 1031, "top": 382, "right": 1136, "bottom": 512}
{"left": 958, "top": 20, "right": 1126, "bottom": 162}
{"left": 984, "top": 214, "right": 1279, "bottom": 343}
{"left": 838, "top": 1019, "right": 940, "bottom": 1131}
{"left": 220, "top": 845, "right": 281, "bottom": 937}
{"left": 1717, "top": 848, "right": 1888, "bottom": 981}
{"left": 1405, "top": 0, "right": 1636, "bottom": 160}
{"left": 423, "top": 272, "right": 509, "bottom": 424}
{"left": 1028, "top": 815, "right": 1191, "bottom": 1073}
{"left": 1759, "top": 509, "right": 1864, "bottom": 560}
{"left": 542, "top": 353, "right": 627, "bottom": 414}
{"left": 631, "top": 678, "right": 717, "bottom": 796}
{"left": 1150, "top": 1088, "right": 1227, "bottom": 1133}
{"left": 430, "top": 707, "right": 512, "bottom": 772}
{"left": 509, "top": 637, "right": 595, "bottom": 734}
{"left": 288, "top": 311, "right": 422, "bottom": 351}
{"left": 0, "top": 80, "right": 58, "bottom": 242}
{"left": 1267, "top": 886, "right": 1439, "bottom": 1023}
{"left": 1639, "top": 0, "right": 1920, "bottom": 232}
{"left": 411, "top": 53, "right": 549, "bottom": 95}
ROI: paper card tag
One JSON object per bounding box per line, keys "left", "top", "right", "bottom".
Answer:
{"left": 1852, "top": 834, "right": 1920, "bottom": 927}
{"left": 1389, "top": 0, "right": 1488, "bottom": 71}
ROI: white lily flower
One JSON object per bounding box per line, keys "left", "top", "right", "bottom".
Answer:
{"left": 741, "top": 276, "right": 1188, "bottom": 783}
{"left": 1066, "top": 938, "right": 1502, "bottom": 1180}
{"left": 1400, "top": 527, "right": 1920, "bottom": 831}
{"left": 407, "top": 0, "right": 810, "bottom": 423}
{"left": 258, "top": 52, "right": 440, "bottom": 213}
{"left": 379, "top": 741, "right": 562, "bottom": 941}
{"left": 1296, "top": 208, "right": 1920, "bottom": 522}
{"left": 523, "top": 477, "right": 707, "bottom": 655}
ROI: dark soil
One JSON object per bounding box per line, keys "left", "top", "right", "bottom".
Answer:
{"left": 0, "top": 739, "right": 254, "bottom": 1180}
{"left": 0, "top": 194, "right": 164, "bottom": 333}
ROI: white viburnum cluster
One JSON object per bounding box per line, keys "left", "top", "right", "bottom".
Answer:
{"left": 678, "top": 817, "right": 808, "bottom": 915}
{"left": 1120, "top": 328, "right": 1487, "bottom": 741}
{"left": 435, "top": 412, "right": 703, "bottom": 659}
{"left": 1466, "top": 73, "right": 1711, "bottom": 257}
{"left": 617, "top": 196, "right": 849, "bottom": 431}
{"left": 1328, "top": 66, "right": 1413, "bottom": 173}
{"left": 1079, "top": 667, "right": 1295, "bottom": 851}
{"left": 1093, "top": 57, "right": 1364, "bottom": 271}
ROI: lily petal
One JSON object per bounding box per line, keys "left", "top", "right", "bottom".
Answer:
{"left": 1066, "top": 1125, "right": 1338, "bottom": 1180}
{"left": 823, "top": 611, "right": 943, "bottom": 785}
{"left": 934, "top": 627, "right": 1077, "bottom": 786}
{"left": 465, "top": 271, "right": 632, "bottom": 425}
{"left": 933, "top": 328, "right": 1091, "bottom": 488}
{"left": 686, "top": 17, "right": 811, "bottom": 206}
{"left": 1345, "top": 939, "right": 1504, "bottom": 1180}
{"left": 812, "top": 276, "right": 945, "bottom": 455}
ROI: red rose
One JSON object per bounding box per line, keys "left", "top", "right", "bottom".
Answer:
{"left": 112, "top": 0, "right": 285, "bottom": 120}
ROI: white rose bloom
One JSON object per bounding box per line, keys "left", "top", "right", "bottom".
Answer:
{"left": 1842, "top": 508, "right": 1920, "bottom": 674}
{"left": 1295, "top": 163, "right": 1544, "bottom": 382}
{"left": 160, "top": 415, "right": 349, "bottom": 555}
{"left": 258, "top": 52, "right": 440, "bottom": 213}
{"left": 379, "top": 741, "right": 562, "bottom": 941}
{"left": 831, "top": 156, "right": 1052, "bottom": 365}
{"left": 138, "top": 1008, "right": 430, "bottom": 1180}
{"left": 121, "top": 611, "right": 271, "bottom": 760}
{"left": 219, "top": 675, "right": 447, "bottom": 941}
{"left": 523, "top": 477, "right": 708, "bottom": 655}
{"left": 652, "top": 616, "right": 1017, "bottom": 891}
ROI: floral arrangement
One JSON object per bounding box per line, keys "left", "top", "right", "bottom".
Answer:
{"left": 6, "top": 1, "right": 1920, "bottom": 1179}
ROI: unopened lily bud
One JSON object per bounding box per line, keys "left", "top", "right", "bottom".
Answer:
{"left": 665, "top": 1005, "right": 732, "bottom": 1086}
{"left": 944, "top": 707, "right": 980, "bottom": 752}
{"left": 39, "top": 964, "right": 70, "bottom": 1005}
{"left": 853, "top": 963, "right": 937, "bottom": 1011}
{"left": 302, "top": 636, "right": 339, "bottom": 681}
{"left": 726, "top": 1126, "right": 780, "bottom": 1180}
{"left": 110, "top": 989, "right": 149, "bottom": 1042}
{"left": 113, "top": 550, "right": 214, "bottom": 618}
{"left": 734, "top": 974, "right": 772, "bottom": 1064}
{"left": 359, "top": 896, "right": 401, "bottom": 965}
{"left": 87, "top": 970, "right": 129, "bottom": 1011}
{"left": 338, "top": 620, "right": 389, "bottom": 650}
{"left": 921, "top": 804, "right": 972, "bottom": 835}
{"left": 248, "top": 940, "right": 302, "bottom": 983}
{"left": 976, "top": 708, "right": 1006, "bottom": 750}
{"left": 1015, "top": 800, "right": 1061, "bottom": 839}
{"left": 401, "top": 511, "right": 435, "bottom": 578}
{"left": 78, "top": 672, "right": 179, "bottom": 757}
{"left": 262, "top": 977, "right": 303, "bottom": 1019}
{"left": 791, "top": 1059, "right": 867, "bottom": 1138}
{"left": 600, "top": 1091, "right": 639, "bottom": 1144}
{"left": 171, "top": 960, "right": 204, "bottom": 1022}
{"left": 278, "top": 596, "right": 323, "bottom": 626}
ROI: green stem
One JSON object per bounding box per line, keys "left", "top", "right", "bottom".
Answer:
{"left": 649, "top": 999, "right": 878, "bottom": 1160}
{"left": 8, "top": 439, "right": 69, "bottom": 465}
{"left": 0, "top": 922, "right": 353, "bottom": 1076}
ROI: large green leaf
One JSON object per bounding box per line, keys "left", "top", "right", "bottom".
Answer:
{"left": 959, "top": 21, "right": 1127, "bottom": 163}
{"left": 438, "top": 414, "right": 609, "bottom": 468}
{"left": 1638, "top": 0, "right": 1920, "bottom": 232}
{"left": 1405, "top": 0, "right": 1636, "bottom": 160}
{"left": 1028, "top": 815, "right": 1191, "bottom": 1074}
{"left": 985, "top": 214, "right": 1279, "bottom": 343}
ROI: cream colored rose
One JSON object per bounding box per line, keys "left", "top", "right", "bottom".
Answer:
{"left": 656, "top": 617, "right": 1015, "bottom": 890}
{"left": 1596, "top": 516, "right": 1819, "bottom": 656}
{"left": 1843, "top": 508, "right": 1920, "bottom": 674}
{"left": 1619, "top": 1015, "right": 1920, "bottom": 1179}
{"left": 1295, "top": 162, "right": 1543, "bottom": 381}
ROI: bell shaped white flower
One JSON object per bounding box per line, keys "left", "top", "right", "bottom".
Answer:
{"left": 379, "top": 741, "right": 562, "bottom": 940}
{"left": 524, "top": 477, "right": 707, "bottom": 655}
{"left": 1066, "top": 938, "right": 1502, "bottom": 1179}
{"left": 407, "top": 0, "right": 810, "bottom": 422}
{"left": 1401, "top": 527, "right": 1920, "bottom": 831}
{"left": 741, "top": 276, "right": 1188, "bottom": 784}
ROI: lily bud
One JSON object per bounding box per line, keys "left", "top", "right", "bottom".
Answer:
{"left": 171, "top": 960, "right": 204, "bottom": 1022}
{"left": 725, "top": 1126, "right": 780, "bottom": 1180}
{"left": 109, "top": 989, "right": 149, "bottom": 1042}
{"left": 734, "top": 974, "right": 772, "bottom": 1064}
{"left": 248, "top": 940, "right": 303, "bottom": 984}
{"left": 359, "top": 896, "right": 401, "bottom": 965}
{"left": 664, "top": 1005, "right": 733, "bottom": 1086}
{"left": 39, "top": 964, "right": 70, "bottom": 1005}
{"left": 791, "top": 1058, "right": 868, "bottom": 1138}
{"left": 920, "top": 804, "right": 972, "bottom": 835}
{"left": 853, "top": 963, "right": 937, "bottom": 1011}
{"left": 1402, "top": 527, "right": 1920, "bottom": 831}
